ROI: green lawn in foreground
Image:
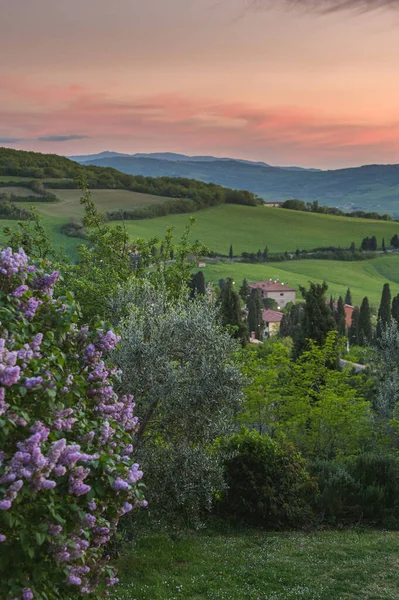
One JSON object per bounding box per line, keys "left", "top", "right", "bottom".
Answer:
{"left": 201, "top": 255, "right": 399, "bottom": 306}
{"left": 112, "top": 528, "right": 399, "bottom": 600}
{"left": 120, "top": 205, "right": 399, "bottom": 255}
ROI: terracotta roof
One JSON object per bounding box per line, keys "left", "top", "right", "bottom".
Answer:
{"left": 250, "top": 281, "right": 296, "bottom": 292}
{"left": 329, "top": 302, "right": 355, "bottom": 328}
{"left": 262, "top": 309, "right": 284, "bottom": 323}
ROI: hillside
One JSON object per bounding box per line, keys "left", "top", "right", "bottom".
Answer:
{"left": 74, "top": 154, "right": 399, "bottom": 215}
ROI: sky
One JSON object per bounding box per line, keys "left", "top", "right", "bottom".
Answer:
{"left": 1, "top": 0, "right": 399, "bottom": 168}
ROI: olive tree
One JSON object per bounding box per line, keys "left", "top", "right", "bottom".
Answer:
{"left": 113, "top": 281, "right": 244, "bottom": 525}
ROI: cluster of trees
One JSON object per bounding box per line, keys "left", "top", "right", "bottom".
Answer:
{"left": 282, "top": 198, "right": 393, "bottom": 221}
{"left": 4, "top": 181, "right": 399, "bottom": 598}
{"left": 0, "top": 148, "right": 261, "bottom": 219}
{"left": 0, "top": 197, "right": 30, "bottom": 219}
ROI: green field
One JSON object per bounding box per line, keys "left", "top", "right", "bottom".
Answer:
{"left": 3, "top": 196, "right": 399, "bottom": 303}
{"left": 119, "top": 205, "right": 399, "bottom": 255}
{"left": 112, "top": 527, "right": 399, "bottom": 600}
{"left": 16, "top": 188, "right": 172, "bottom": 218}
{"left": 0, "top": 186, "right": 40, "bottom": 197}
{"left": 201, "top": 255, "right": 399, "bottom": 306}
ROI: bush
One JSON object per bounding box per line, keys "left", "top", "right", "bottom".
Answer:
{"left": 0, "top": 248, "right": 145, "bottom": 598}
{"left": 218, "top": 428, "right": 318, "bottom": 528}
{"left": 310, "top": 453, "right": 399, "bottom": 525}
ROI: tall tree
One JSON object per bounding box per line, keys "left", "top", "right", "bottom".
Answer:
{"left": 349, "top": 242, "right": 356, "bottom": 252}
{"left": 262, "top": 246, "right": 269, "bottom": 261}
{"left": 229, "top": 244, "right": 233, "bottom": 260}
{"left": 349, "top": 306, "right": 360, "bottom": 346}
{"left": 329, "top": 295, "right": 335, "bottom": 316}
{"left": 382, "top": 238, "right": 386, "bottom": 252}
{"left": 345, "top": 288, "right": 352, "bottom": 305}
{"left": 247, "top": 288, "right": 263, "bottom": 340}
{"left": 335, "top": 296, "right": 346, "bottom": 336}
{"left": 294, "top": 281, "right": 336, "bottom": 357}
{"left": 219, "top": 278, "right": 248, "bottom": 344}
{"left": 377, "top": 283, "right": 391, "bottom": 339}
{"left": 189, "top": 271, "right": 206, "bottom": 297}
{"left": 239, "top": 279, "right": 250, "bottom": 302}
{"left": 279, "top": 303, "right": 303, "bottom": 340}
{"left": 358, "top": 296, "right": 372, "bottom": 345}
{"left": 392, "top": 294, "right": 399, "bottom": 325}
{"left": 370, "top": 236, "right": 377, "bottom": 251}
{"left": 391, "top": 234, "right": 399, "bottom": 249}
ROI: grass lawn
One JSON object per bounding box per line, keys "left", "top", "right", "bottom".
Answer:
{"left": 120, "top": 205, "right": 399, "bottom": 255}
{"left": 111, "top": 527, "right": 399, "bottom": 600}
{"left": 201, "top": 255, "right": 399, "bottom": 306}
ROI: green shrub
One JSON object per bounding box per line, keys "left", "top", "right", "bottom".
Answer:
{"left": 218, "top": 428, "right": 318, "bottom": 528}
{"left": 309, "top": 453, "right": 399, "bottom": 525}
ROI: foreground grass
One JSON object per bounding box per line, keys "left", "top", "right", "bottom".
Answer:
{"left": 111, "top": 528, "right": 399, "bottom": 600}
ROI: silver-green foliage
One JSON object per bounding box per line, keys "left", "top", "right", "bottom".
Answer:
{"left": 114, "top": 282, "right": 244, "bottom": 524}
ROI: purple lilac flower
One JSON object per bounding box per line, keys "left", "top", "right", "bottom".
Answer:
{"left": 0, "top": 534, "right": 6, "bottom": 542}
{"left": 22, "top": 297, "right": 42, "bottom": 319}
{"left": 112, "top": 478, "right": 129, "bottom": 491}
{"left": 97, "top": 330, "right": 121, "bottom": 352}
{"left": 22, "top": 588, "right": 34, "bottom": 600}
{"left": 67, "top": 574, "right": 81, "bottom": 585}
{"left": 88, "top": 500, "right": 97, "bottom": 511}
{"left": 0, "top": 500, "right": 12, "bottom": 510}
{"left": 12, "top": 284, "right": 29, "bottom": 298}
{"left": 0, "top": 247, "right": 28, "bottom": 276}
{"left": 48, "top": 524, "right": 63, "bottom": 536}
{"left": 127, "top": 464, "right": 143, "bottom": 484}
{"left": 25, "top": 376, "right": 43, "bottom": 389}
{"left": 34, "top": 271, "right": 59, "bottom": 295}
{"left": 105, "top": 577, "right": 119, "bottom": 587}
{"left": 0, "top": 365, "right": 20, "bottom": 387}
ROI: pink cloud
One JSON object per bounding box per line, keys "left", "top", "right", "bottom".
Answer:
{"left": 1, "top": 77, "right": 398, "bottom": 167}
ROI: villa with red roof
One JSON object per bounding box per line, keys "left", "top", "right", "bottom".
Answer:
{"left": 249, "top": 280, "right": 296, "bottom": 308}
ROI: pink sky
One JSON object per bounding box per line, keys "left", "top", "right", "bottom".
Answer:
{"left": 1, "top": 0, "right": 399, "bottom": 168}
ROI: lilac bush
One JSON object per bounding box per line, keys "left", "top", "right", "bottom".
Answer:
{"left": 0, "top": 248, "right": 145, "bottom": 599}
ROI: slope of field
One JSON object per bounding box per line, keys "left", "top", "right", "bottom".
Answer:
{"left": 0, "top": 186, "right": 40, "bottom": 197}
{"left": 201, "top": 255, "right": 399, "bottom": 306}
{"left": 118, "top": 205, "right": 399, "bottom": 255}
{"left": 16, "top": 188, "right": 173, "bottom": 218}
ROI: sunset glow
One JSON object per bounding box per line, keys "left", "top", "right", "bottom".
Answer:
{"left": 1, "top": 0, "right": 399, "bottom": 167}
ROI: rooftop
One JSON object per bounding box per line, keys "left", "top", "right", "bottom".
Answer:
{"left": 262, "top": 309, "right": 284, "bottom": 323}
{"left": 250, "top": 280, "right": 296, "bottom": 292}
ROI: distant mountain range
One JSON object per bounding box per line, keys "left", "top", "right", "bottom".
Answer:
{"left": 69, "top": 151, "right": 321, "bottom": 172}
{"left": 69, "top": 151, "right": 399, "bottom": 215}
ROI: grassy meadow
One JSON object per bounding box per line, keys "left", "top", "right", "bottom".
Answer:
{"left": 3, "top": 188, "right": 399, "bottom": 303}
{"left": 201, "top": 255, "right": 399, "bottom": 306}
{"left": 112, "top": 527, "right": 399, "bottom": 600}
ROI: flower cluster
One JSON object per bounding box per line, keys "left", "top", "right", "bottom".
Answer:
{"left": 0, "top": 249, "right": 145, "bottom": 599}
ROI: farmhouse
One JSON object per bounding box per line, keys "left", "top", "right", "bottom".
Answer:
{"left": 262, "top": 309, "right": 284, "bottom": 337}
{"left": 249, "top": 280, "right": 296, "bottom": 308}
{"left": 263, "top": 202, "right": 283, "bottom": 208}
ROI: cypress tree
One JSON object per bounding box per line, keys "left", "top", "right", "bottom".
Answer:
{"left": 294, "top": 281, "right": 336, "bottom": 357}
{"left": 349, "top": 242, "right": 356, "bottom": 252}
{"left": 239, "top": 279, "right": 250, "bottom": 302}
{"left": 370, "top": 236, "right": 377, "bottom": 251}
{"left": 336, "top": 296, "right": 346, "bottom": 336}
{"left": 262, "top": 246, "right": 269, "bottom": 261}
{"left": 247, "top": 288, "right": 263, "bottom": 340}
{"left": 257, "top": 249, "right": 262, "bottom": 262}
{"left": 358, "top": 296, "right": 372, "bottom": 345}
{"left": 377, "top": 283, "right": 391, "bottom": 339}
{"left": 392, "top": 294, "right": 399, "bottom": 325}
{"left": 382, "top": 238, "right": 386, "bottom": 252}
{"left": 391, "top": 234, "right": 399, "bottom": 249}
{"left": 189, "top": 271, "right": 206, "bottom": 297}
{"left": 345, "top": 288, "right": 352, "bottom": 305}
{"left": 349, "top": 306, "right": 360, "bottom": 346}
{"left": 219, "top": 278, "right": 248, "bottom": 344}
{"left": 329, "top": 295, "right": 335, "bottom": 317}
{"left": 229, "top": 244, "right": 233, "bottom": 260}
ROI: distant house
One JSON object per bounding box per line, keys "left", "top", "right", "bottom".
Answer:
{"left": 249, "top": 280, "right": 296, "bottom": 309}
{"left": 263, "top": 202, "right": 283, "bottom": 208}
{"left": 262, "top": 309, "right": 284, "bottom": 337}
{"left": 198, "top": 262, "right": 206, "bottom": 268}
{"left": 330, "top": 302, "right": 355, "bottom": 328}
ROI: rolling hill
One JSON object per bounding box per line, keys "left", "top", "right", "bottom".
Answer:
{"left": 73, "top": 154, "right": 399, "bottom": 215}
